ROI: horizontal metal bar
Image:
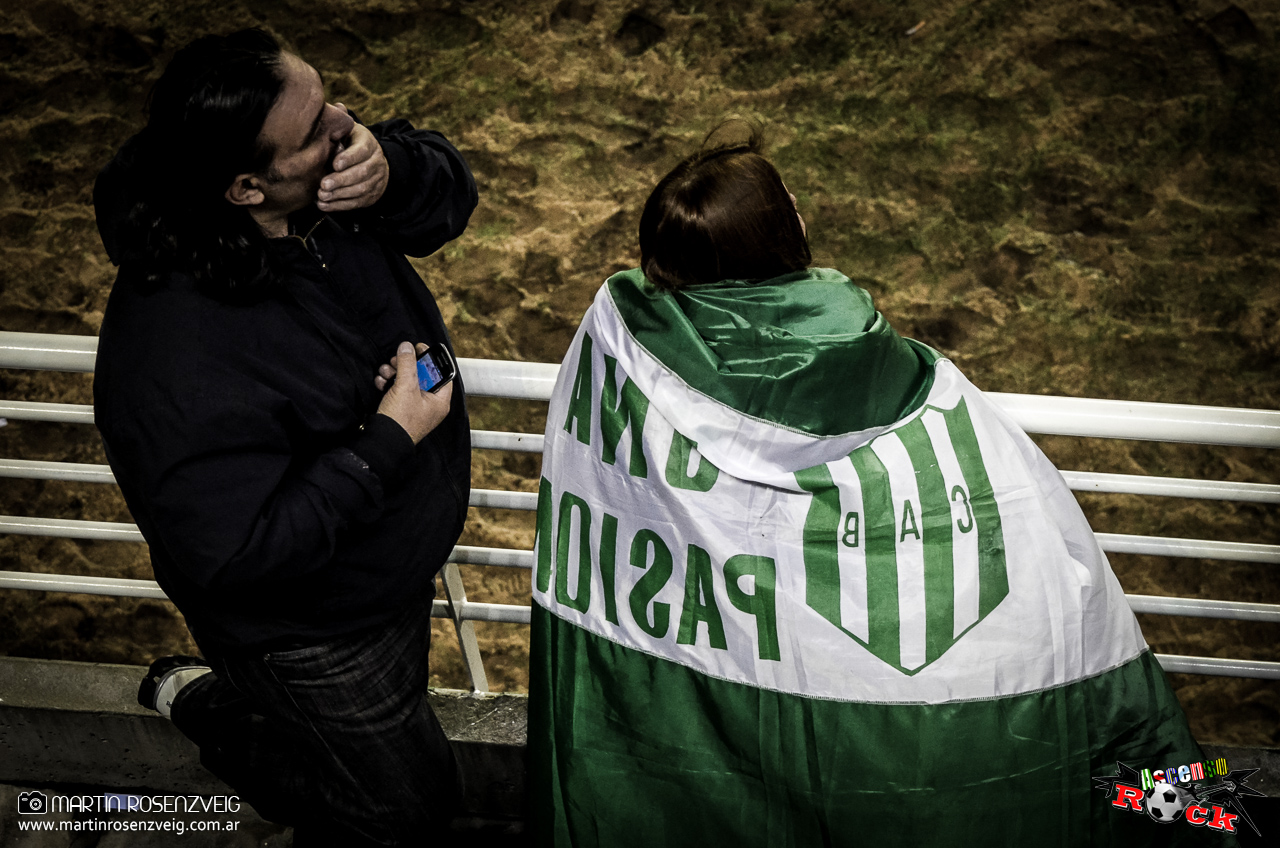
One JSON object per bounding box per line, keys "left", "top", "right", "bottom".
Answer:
{"left": 1, "top": 407, "right": 548, "bottom": 458}
{"left": 0, "top": 332, "right": 558, "bottom": 402}
{"left": 456, "top": 357, "right": 559, "bottom": 401}
{"left": 7, "top": 516, "right": 1277, "bottom": 568}
{"left": 0, "top": 570, "right": 167, "bottom": 599}
{"left": 1061, "top": 470, "right": 1280, "bottom": 503}
{"left": 448, "top": 546, "right": 533, "bottom": 569}
{"left": 5, "top": 332, "right": 1280, "bottom": 447}
{"left": 1128, "top": 594, "right": 1280, "bottom": 623}
{"left": 0, "top": 332, "right": 97, "bottom": 372}
{"left": 0, "top": 518, "right": 534, "bottom": 569}
{"left": 468, "top": 489, "right": 538, "bottom": 511}
{"left": 471, "top": 429, "right": 545, "bottom": 453}
{"left": 987, "top": 391, "right": 1280, "bottom": 448}
{"left": 0, "top": 461, "right": 542, "bottom": 511}
{"left": 0, "top": 458, "right": 115, "bottom": 483}
{"left": 1098, "top": 533, "right": 1280, "bottom": 564}
{"left": 1, "top": 415, "right": 545, "bottom": 465}
{"left": 1155, "top": 654, "right": 1280, "bottom": 680}
{"left": 0, "top": 515, "right": 145, "bottom": 542}
{"left": 4, "top": 565, "right": 1273, "bottom": 624}
{"left": 431, "top": 599, "right": 531, "bottom": 624}
{"left": 10, "top": 458, "right": 1274, "bottom": 509}
{"left": 0, "top": 569, "right": 534, "bottom": 624}
{"left": 0, "top": 400, "right": 95, "bottom": 424}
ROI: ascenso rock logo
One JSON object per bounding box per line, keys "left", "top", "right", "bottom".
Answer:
{"left": 1094, "top": 759, "right": 1266, "bottom": 836}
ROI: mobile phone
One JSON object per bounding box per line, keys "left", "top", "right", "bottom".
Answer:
{"left": 415, "top": 346, "right": 456, "bottom": 393}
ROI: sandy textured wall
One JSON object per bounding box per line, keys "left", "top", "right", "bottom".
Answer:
{"left": 0, "top": 0, "right": 1276, "bottom": 744}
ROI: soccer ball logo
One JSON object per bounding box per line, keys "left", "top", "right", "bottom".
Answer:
{"left": 1144, "top": 782, "right": 1190, "bottom": 823}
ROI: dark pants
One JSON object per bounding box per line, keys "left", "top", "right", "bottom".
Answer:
{"left": 171, "top": 601, "right": 460, "bottom": 847}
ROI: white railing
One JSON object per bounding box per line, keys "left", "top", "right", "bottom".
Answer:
{"left": 2, "top": 331, "right": 1279, "bottom": 686}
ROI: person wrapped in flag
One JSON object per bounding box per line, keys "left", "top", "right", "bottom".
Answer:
{"left": 528, "top": 125, "right": 1229, "bottom": 846}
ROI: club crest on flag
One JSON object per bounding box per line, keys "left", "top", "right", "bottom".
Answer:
{"left": 795, "top": 397, "right": 1009, "bottom": 675}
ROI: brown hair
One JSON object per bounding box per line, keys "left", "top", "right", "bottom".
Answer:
{"left": 639, "top": 124, "right": 810, "bottom": 291}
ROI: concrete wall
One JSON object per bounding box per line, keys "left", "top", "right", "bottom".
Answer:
{"left": 2, "top": 655, "right": 1277, "bottom": 845}
{"left": 0, "top": 657, "right": 525, "bottom": 825}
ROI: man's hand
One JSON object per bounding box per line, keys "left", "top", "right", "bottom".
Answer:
{"left": 373, "top": 341, "right": 423, "bottom": 393}
{"left": 317, "top": 112, "right": 389, "bottom": 213}
{"left": 375, "top": 342, "right": 452, "bottom": 444}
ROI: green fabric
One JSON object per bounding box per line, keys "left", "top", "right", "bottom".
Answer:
{"left": 529, "top": 605, "right": 1230, "bottom": 848}
{"left": 606, "top": 267, "right": 941, "bottom": 437}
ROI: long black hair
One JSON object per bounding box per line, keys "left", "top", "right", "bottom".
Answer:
{"left": 114, "top": 29, "right": 285, "bottom": 296}
{"left": 639, "top": 122, "right": 811, "bottom": 291}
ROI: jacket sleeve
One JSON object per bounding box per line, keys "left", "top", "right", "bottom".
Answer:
{"left": 108, "top": 392, "right": 415, "bottom": 596}
{"left": 359, "top": 119, "right": 478, "bottom": 257}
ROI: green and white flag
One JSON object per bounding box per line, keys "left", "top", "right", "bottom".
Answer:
{"left": 529, "top": 269, "right": 1211, "bottom": 846}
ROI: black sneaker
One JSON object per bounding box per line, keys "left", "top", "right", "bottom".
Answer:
{"left": 138, "top": 655, "right": 209, "bottom": 712}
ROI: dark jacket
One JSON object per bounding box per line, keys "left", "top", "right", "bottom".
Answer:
{"left": 92, "top": 120, "right": 478, "bottom": 650}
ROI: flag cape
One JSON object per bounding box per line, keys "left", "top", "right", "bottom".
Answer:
{"left": 529, "top": 269, "right": 1217, "bottom": 846}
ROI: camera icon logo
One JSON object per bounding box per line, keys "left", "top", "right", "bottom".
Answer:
{"left": 17, "top": 790, "right": 48, "bottom": 815}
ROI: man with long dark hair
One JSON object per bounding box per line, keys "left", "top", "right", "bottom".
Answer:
{"left": 92, "top": 28, "right": 477, "bottom": 846}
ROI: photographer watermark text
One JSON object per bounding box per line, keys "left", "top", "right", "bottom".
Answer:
{"left": 16, "top": 790, "right": 242, "bottom": 835}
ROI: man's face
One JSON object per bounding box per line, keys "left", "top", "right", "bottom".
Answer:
{"left": 255, "top": 52, "right": 355, "bottom": 218}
